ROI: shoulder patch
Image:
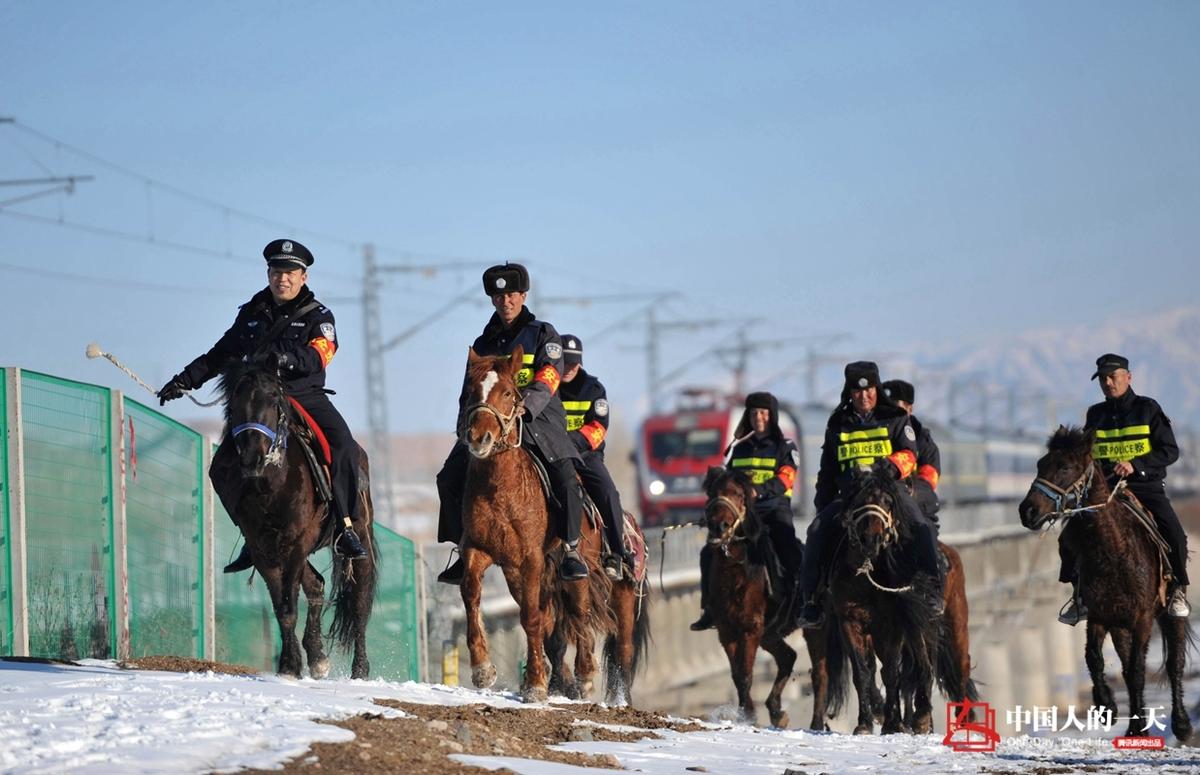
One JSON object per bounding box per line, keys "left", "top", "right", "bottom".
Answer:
{"left": 320, "top": 322, "right": 336, "bottom": 342}
{"left": 594, "top": 398, "right": 609, "bottom": 417}
{"left": 545, "top": 342, "right": 562, "bottom": 360}
{"left": 904, "top": 424, "right": 917, "bottom": 442}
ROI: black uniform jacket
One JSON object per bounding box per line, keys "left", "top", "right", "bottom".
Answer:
{"left": 559, "top": 368, "right": 611, "bottom": 456}
{"left": 459, "top": 307, "right": 579, "bottom": 463}
{"left": 1084, "top": 389, "right": 1178, "bottom": 485}
{"left": 179, "top": 286, "right": 337, "bottom": 398}
{"left": 727, "top": 432, "right": 799, "bottom": 513}
{"left": 814, "top": 403, "right": 919, "bottom": 512}
{"left": 911, "top": 415, "right": 941, "bottom": 491}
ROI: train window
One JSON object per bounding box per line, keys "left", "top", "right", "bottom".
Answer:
{"left": 650, "top": 428, "right": 722, "bottom": 461}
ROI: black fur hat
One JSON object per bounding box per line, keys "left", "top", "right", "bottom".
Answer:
{"left": 731, "top": 391, "right": 781, "bottom": 442}
{"left": 882, "top": 379, "right": 915, "bottom": 404}
{"left": 482, "top": 262, "right": 530, "bottom": 296}
{"left": 840, "top": 360, "right": 881, "bottom": 404}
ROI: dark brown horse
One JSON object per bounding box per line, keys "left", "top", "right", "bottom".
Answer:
{"left": 1019, "top": 426, "right": 1193, "bottom": 742}
{"left": 211, "top": 360, "right": 377, "bottom": 678}
{"left": 459, "top": 346, "right": 614, "bottom": 702}
{"left": 701, "top": 467, "right": 833, "bottom": 728}
{"left": 824, "top": 468, "right": 943, "bottom": 734}
{"left": 600, "top": 515, "right": 652, "bottom": 706}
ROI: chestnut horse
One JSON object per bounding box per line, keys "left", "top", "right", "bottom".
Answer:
{"left": 459, "top": 346, "right": 615, "bottom": 702}
{"left": 701, "top": 467, "right": 833, "bottom": 728}
{"left": 211, "top": 359, "right": 377, "bottom": 679}
{"left": 1019, "top": 426, "right": 1193, "bottom": 742}
{"left": 823, "top": 469, "right": 948, "bottom": 734}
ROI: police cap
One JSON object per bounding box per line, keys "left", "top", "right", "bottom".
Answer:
{"left": 482, "top": 262, "right": 530, "bottom": 296}
{"left": 882, "top": 379, "right": 915, "bottom": 404}
{"left": 562, "top": 334, "right": 583, "bottom": 366}
{"left": 1091, "top": 353, "right": 1129, "bottom": 380}
{"left": 844, "top": 361, "right": 881, "bottom": 391}
{"left": 263, "top": 239, "right": 314, "bottom": 271}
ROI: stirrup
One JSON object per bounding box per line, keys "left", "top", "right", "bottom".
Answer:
{"left": 560, "top": 545, "right": 588, "bottom": 581}
{"left": 437, "top": 554, "right": 465, "bottom": 585}
{"left": 602, "top": 553, "right": 622, "bottom": 581}
{"left": 689, "top": 610, "right": 715, "bottom": 631}
{"left": 1168, "top": 586, "right": 1190, "bottom": 618}
{"left": 223, "top": 544, "right": 254, "bottom": 574}
{"left": 1058, "top": 595, "right": 1086, "bottom": 626}
{"left": 796, "top": 602, "right": 825, "bottom": 630}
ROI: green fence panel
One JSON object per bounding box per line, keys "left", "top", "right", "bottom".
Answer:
{"left": 213, "top": 489, "right": 275, "bottom": 671}
{"left": 19, "top": 372, "right": 115, "bottom": 659}
{"left": 124, "top": 400, "right": 204, "bottom": 658}
{"left": 367, "top": 525, "right": 420, "bottom": 681}
{"left": 0, "top": 371, "right": 11, "bottom": 655}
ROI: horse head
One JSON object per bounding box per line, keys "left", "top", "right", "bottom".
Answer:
{"left": 462, "top": 346, "right": 524, "bottom": 459}
{"left": 1019, "top": 425, "right": 1098, "bottom": 530}
{"left": 702, "top": 466, "right": 757, "bottom": 550}
{"left": 218, "top": 357, "right": 290, "bottom": 478}
{"left": 842, "top": 466, "right": 908, "bottom": 565}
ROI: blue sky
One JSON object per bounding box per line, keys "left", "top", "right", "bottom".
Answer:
{"left": 2, "top": 1, "right": 1197, "bottom": 433}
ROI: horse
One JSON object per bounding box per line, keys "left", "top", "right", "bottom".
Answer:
{"left": 701, "top": 466, "right": 833, "bottom": 728}
{"left": 600, "top": 515, "right": 652, "bottom": 706}
{"left": 823, "top": 468, "right": 945, "bottom": 734}
{"left": 458, "top": 346, "right": 615, "bottom": 703}
{"left": 1018, "top": 426, "right": 1193, "bottom": 743}
{"left": 210, "top": 359, "right": 377, "bottom": 679}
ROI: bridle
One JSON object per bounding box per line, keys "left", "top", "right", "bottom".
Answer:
{"left": 462, "top": 397, "right": 524, "bottom": 452}
{"left": 705, "top": 492, "right": 748, "bottom": 555}
{"left": 231, "top": 387, "right": 289, "bottom": 467}
{"left": 1029, "top": 460, "right": 1098, "bottom": 524}
{"left": 844, "top": 496, "right": 913, "bottom": 594}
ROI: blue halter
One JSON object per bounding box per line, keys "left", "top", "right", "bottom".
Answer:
{"left": 231, "top": 397, "right": 289, "bottom": 463}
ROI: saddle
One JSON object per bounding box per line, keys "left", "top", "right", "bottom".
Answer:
{"left": 287, "top": 397, "right": 334, "bottom": 506}
{"left": 523, "top": 450, "right": 647, "bottom": 584}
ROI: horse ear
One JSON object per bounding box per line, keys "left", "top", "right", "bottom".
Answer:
{"left": 702, "top": 465, "right": 724, "bottom": 493}
{"left": 467, "top": 347, "right": 481, "bottom": 364}
{"left": 509, "top": 345, "right": 525, "bottom": 377}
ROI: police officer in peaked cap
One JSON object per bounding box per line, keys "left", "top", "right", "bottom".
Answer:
{"left": 157, "top": 239, "right": 368, "bottom": 569}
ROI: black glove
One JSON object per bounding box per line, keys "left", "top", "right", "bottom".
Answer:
{"left": 276, "top": 351, "right": 298, "bottom": 372}
{"left": 157, "top": 374, "right": 190, "bottom": 406}
{"left": 873, "top": 458, "right": 900, "bottom": 479}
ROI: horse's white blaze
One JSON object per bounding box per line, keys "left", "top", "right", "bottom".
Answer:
{"left": 479, "top": 370, "right": 499, "bottom": 402}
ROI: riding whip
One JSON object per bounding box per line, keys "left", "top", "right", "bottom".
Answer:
{"left": 85, "top": 342, "right": 220, "bottom": 407}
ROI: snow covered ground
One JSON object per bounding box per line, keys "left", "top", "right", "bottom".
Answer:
{"left": 2, "top": 659, "right": 1200, "bottom": 774}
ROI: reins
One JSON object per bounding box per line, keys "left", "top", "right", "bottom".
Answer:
{"left": 462, "top": 398, "right": 524, "bottom": 452}
{"left": 231, "top": 390, "right": 289, "bottom": 466}
{"left": 846, "top": 501, "right": 912, "bottom": 594}
{"left": 1029, "top": 462, "right": 1126, "bottom": 528}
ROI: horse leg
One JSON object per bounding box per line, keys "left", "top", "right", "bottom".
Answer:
{"left": 262, "top": 564, "right": 303, "bottom": 678}
{"left": 723, "top": 634, "right": 759, "bottom": 724}
{"left": 519, "top": 556, "right": 550, "bottom": 702}
{"left": 461, "top": 547, "right": 497, "bottom": 689}
{"left": 761, "top": 634, "right": 796, "bottom": 728}
{"left": 866, "top": 640, "right": 884, "bottom": 724}
{"left": 1085, "top": 620, "right": 1116, "bottom": 719}
{"left": 1159, "top": 614, "right": 1194, "bottom": 744}
{"left": 803, "top": 627, "right": 830, "bottom": 731}
{"left": 909, "top": 638, "right": 934, "bottom": 735}
{"left": 1113, "top": 624, "right": 1151, "bottom": 738}
{"left": 605, "top": 579, "right": 636, "bottom": 706}
{"left": 878, "top": 639, "right": 905, "bottom": 734}
{"left": 299, "top": 561, "right": 329, "bottom": 679}
{"left": 843, "top": 623, "right": 875, "bottom": 735}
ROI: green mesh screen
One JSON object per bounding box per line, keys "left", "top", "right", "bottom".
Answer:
{"left": 20, "top": 372, "right": 115, "bottom": 659}
{"left": 366, "top": 525, "right": 420, "bottom": 681}
{"left": 213, "top": 486, "right": 275, "bottom": 671}
{"left": 124, "top": 400, "right": 204, "bottom": 658}
{"left": 0, "top": 372, "right": 12, "bottom": 655}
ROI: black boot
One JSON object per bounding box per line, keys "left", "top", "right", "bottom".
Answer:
{"left": 223, "top": 544, "right": 254, "bottom": 574}
{"left": 602, "top": 552, "right": 622, "bottom": 581}
{"left": 334, "top": 522, "right": 368, "bottom": 559}
{"left": 560, "top": 542, "right": 589, "bottom": 581}
{"left": 796, "top": 600, "right": 825, "bottom": 629}
{"left": 689, "top": 610, "right": 716, "bottom": 631}
{"left": 438, "top": 556, "right": 465, "bottom": 585}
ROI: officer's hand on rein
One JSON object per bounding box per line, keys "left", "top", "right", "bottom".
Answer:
{"left": 157, "top": 376, "right": 189, "bottom": 406}
{"left": 276, "top": 351, "right": 297, "bottom": 372}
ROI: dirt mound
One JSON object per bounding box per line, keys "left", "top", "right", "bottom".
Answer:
{"left": 240, "top": 700, "right": 704, "bottom": 774}
{"left": 119, "top": 656, "right": 259, "bottom": 676}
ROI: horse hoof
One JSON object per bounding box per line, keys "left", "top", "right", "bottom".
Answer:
{"left": 853, "top": 724, "right": 873, "bottom": 735}
{"left": 309, "top": 658, "right": 330, "bottom": 680}
{"left": 579, "top": 679, "right": 594, "bottom": 698}
{"left": 523, "top": 686, "right": 548, "bottom": 703}
{"left": 771, "top": 712, "right": 790, "bottom": 729}
{"left": 472, "top": 662, "right": 497, "bottom": 689}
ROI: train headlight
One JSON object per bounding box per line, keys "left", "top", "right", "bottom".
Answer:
{"left": 648, "top": 479, "right": 666, "bottom": 496}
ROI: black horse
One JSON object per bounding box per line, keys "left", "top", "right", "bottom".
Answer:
{"left": 825, "top": 468, "right": 942, "bottom": 734}
{"left": 212, "top": 359, "right": 377, "bottom": 678}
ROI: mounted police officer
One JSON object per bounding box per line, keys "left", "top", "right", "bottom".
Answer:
{"left": 690, "top": 391, "right": 804, "bottom": 631}
{"left": 796, "top": 361, "right": 942, "bottom": 629}
{"left": 157, "top": 239, "right": 368, "bottom": 570}
{"left": 1058, "top": 353, "right": 1190, "bottom": 625}
{"left": 558, "top": 335, "right": 635, "bottom": 581}
{"left": 882, "top": 379, "right": 941, "bottom": 525}
{"left": 435, "top": 263, "right": 588, "bottom": 584}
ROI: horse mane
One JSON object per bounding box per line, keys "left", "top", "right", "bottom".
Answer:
{"left": 216, "top": 359, "right": 286, "bottom": 426}
{"left": 1047, "top": 425, "right": 1093, "bottom": 455}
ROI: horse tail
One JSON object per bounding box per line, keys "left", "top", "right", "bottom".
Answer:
{"left": 933, "top": 624, "right": 979, "bottom": 702}
{"left": 825, "top": 616, "right": 850, "bottom": 718}
{"left": 603, "top": 575, "right": 652, "bottom": 679}
{"left": 541, "top": 545, "right": 618, "bottom": 651}
{"left": 1158, "top": 611, "right": 1196, "bottom": 682}
{"left": 330, "top": 474, "right": 379, "bottom": 654}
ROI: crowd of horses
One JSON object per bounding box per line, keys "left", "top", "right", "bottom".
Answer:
{"left": 212, "top": 353, "right": 1194, "bottom": 743}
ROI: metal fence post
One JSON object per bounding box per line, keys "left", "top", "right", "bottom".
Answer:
{"left": 5, "top": 368, "right": 29, "bottom": 656}
{"left": 109, "top": 389, "right": 131, "bottom": 660}
{"left": 201, "top": 443, "right": 215, "bottom": 660}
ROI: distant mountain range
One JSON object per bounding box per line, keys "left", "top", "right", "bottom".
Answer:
{"left": 911, "top": 305, "right": 1200, "bottom": 433}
